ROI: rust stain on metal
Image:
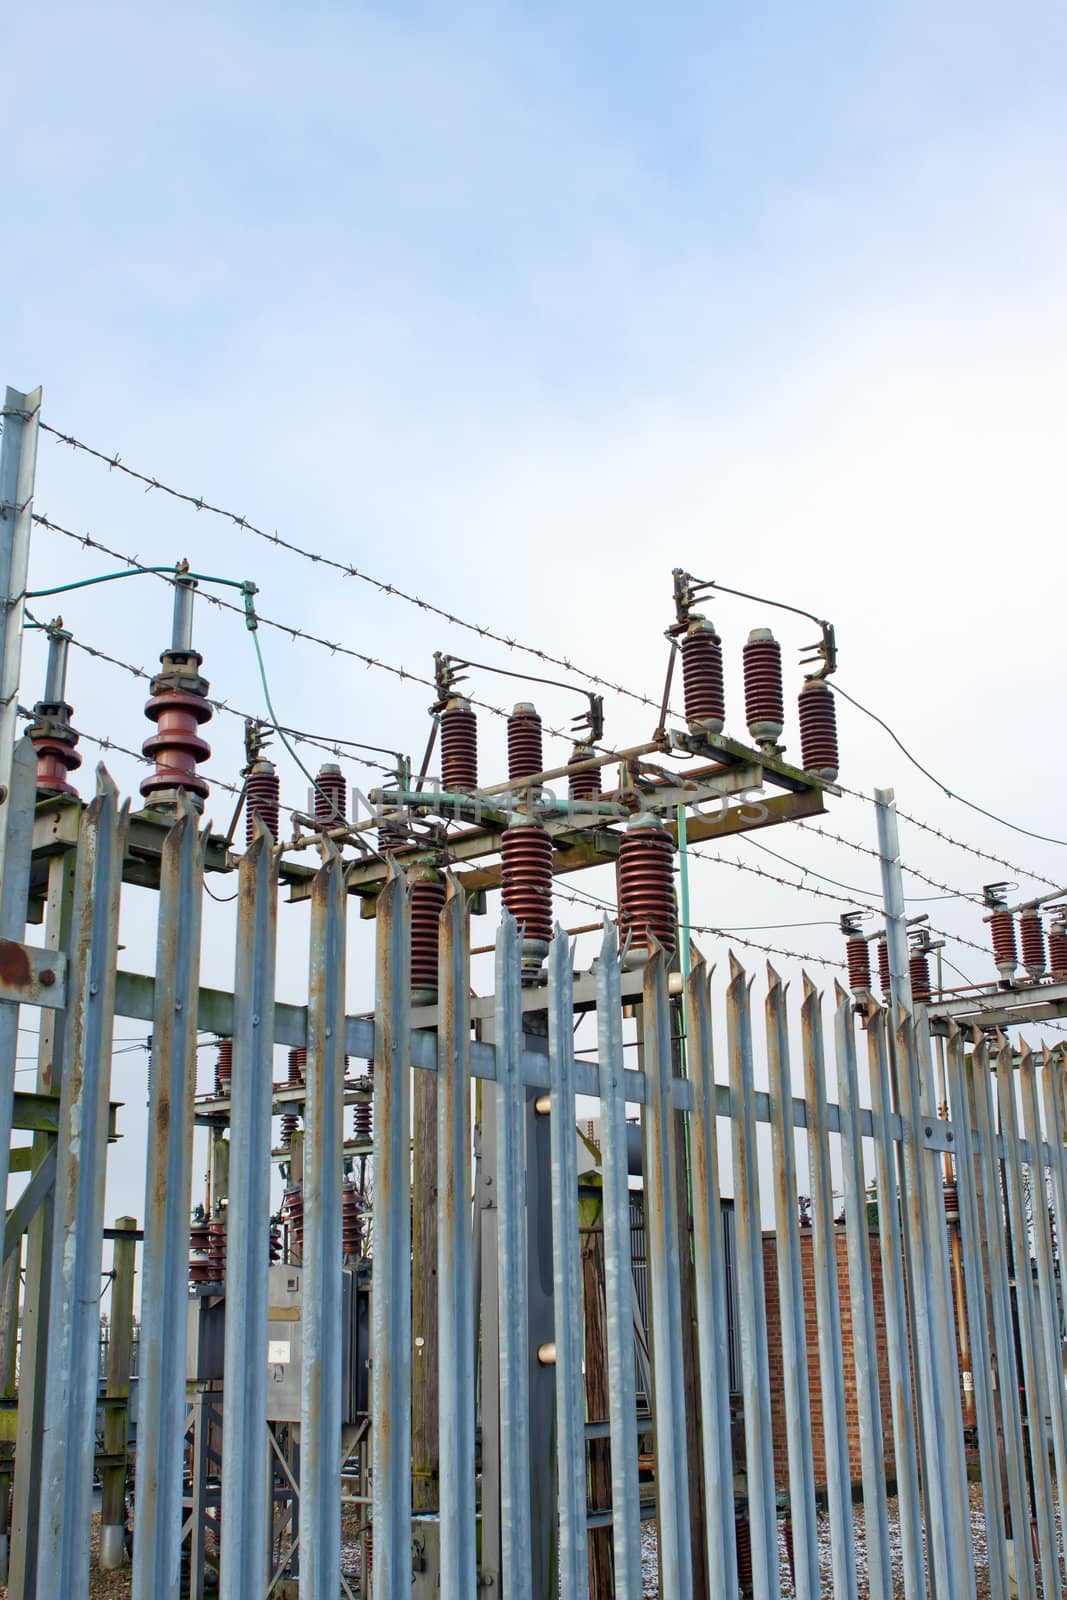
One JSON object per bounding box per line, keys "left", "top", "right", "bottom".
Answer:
{"left": 0, "top": 941, "right": 32, "bottom": 990}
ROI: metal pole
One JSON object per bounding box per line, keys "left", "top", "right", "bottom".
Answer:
{"left": 873, "top": 788, "right": 912, "bottom": 1014}
{"left": 299, "top": 849, "right": 346, "bottom": 1600}
{"left": 171, "top": 574, "right": 196, "bottom": 653}
{"left": 43, "top": 624, "right": 70, "bottom": 704}
{"left": 219, "top": 824, "right": 279, "bottom": 1600}
{"left": 37, "top": 772, "right": 128, "bottom": 1599}
{"left": 100, "top": 1218, "right": 138, "bottom": 1570}
{"left": 132, "top": 801, "right": 207, "bottom": 1600}
{"left": 0, "top": 385, "right": 41, "bottom": 886}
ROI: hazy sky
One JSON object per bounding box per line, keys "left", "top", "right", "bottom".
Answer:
{"left": 7, "top": 2, "right": 1067, "bottom": 1229}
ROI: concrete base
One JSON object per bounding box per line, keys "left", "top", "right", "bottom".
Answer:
{"left": 99, "top": 1522, "right": 126, "bottom": 1570}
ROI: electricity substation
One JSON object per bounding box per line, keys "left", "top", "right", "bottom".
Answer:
{"left": 2, "top": 383, "right": 1067, "bottom": 1600}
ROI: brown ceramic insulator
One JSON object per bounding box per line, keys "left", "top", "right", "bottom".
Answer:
{"left": 363, "top": 1527, "right": 373, "bottom": 1587}
{"left": 245, "top": 761, "right": 280, "bottom": 845}
{"left": 876, "top": 938, "right": 891, "bottom": 996}
{"left": 507, "top": 703, "right": 543, "bottom": 783}
{"left": 214, "top": 1037, "right": 232, "bottom": 1096}
{"left": 188, "top": 1257, "right": 214, "bottom": 1284}
{"left": 798, "top": 678, "right": 839, "bottom": 782}
{"left": 909, "top": 951, "right": 932, "bottom": 1004}
{"left": 377, "top": 815, "right": 409, "bottom": 854}
{"left": 1049, "top": 923, "right": 1067, "bottom": 979}
{"left": 846, "top": 936, "right": 872, "bottom": 995}
{"left": 441, "top": 698, "right": 478, "bottom": 792}
{"left": 680, "top": 619, "right": 725, "bottom": 734}
{"left": 735, "top": 1516, "right": 753, "bottom": 1592}
{"left": 281, "top": 1046, "right": 305, "bottom": 1146}
{"left": 742, "top": 629, "right": 784, "bottom": 744}
{"left": 268, "top": 1217, "right": 282, "bottom": 1263}
{"left": 342, "top": 1186, "right": 363, "bottom": 1257}
{"left": 207, "top": 1219, "right": 226, "bottom": 1282}
{"left": 141, "top": 652, "right": 213, "bottom": 803}
{"left": 28, "top": 704, "right": 81, "bottom": 797}
{"left": 1019, "top": 911, "right": 1047, "bottom": 979}
{"left": 501, "top": 821, "right": 554, "bottom": 947}
{"left": 567, "top": 743, "right": 601, "bottom": 802}
{"left": 990, "top": 910, "right": 1018, "bottom": 978}
{"left": 313, "top": 764, "right": 347, "bottom": 828}
{"left": 189, "top": 1223, "right": 211, "bottom": 1256}
{"left": 943, "top": 1182, "right": 960, "bottom": 1223}
{"left": 285, "top": 1187, "right": 304, "bottom": 1264}
{"left": 618, "top": 818, "right": 677, "bottom": 956}
{"left": 410, "top": 874, "right": 447, "bottom": 995}
{"left": 354, "top": 1061, "right": 373, "bottom": 1143}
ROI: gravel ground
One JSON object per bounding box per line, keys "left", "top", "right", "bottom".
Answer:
{"left": 640, "top": 1482, "right": 1061, "bottom": 1597}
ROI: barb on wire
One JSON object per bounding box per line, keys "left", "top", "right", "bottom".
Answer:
{"left": 794, "top": 820, "right": 984, "bottom": 905}
{"left": 36, "top": 425, "right": 664, "bottom": 714}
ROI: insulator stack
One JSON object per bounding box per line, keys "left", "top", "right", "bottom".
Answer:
{"left": 877, "top": 938, "right": 891, "bottom": 997}
{"left": 410, "top": 871, "right": 447, "bottom": 998}
{"left": 567, "top": 742, "right": 601, "bottom": 802}
{"left": 846, "top": 937, "right": 872, "bottom": 996}
{"left": 1049, "top": 920, "right": 1067, "bottom": 979}
{"left": 281, "top": 1047, "right": 306, "bottom": 1147}
{"left": 617, "top": 814, "right": 677, "bottom": 958}
{"left": 909, "top": 951, "right": 932, "bottom": 1004}
{"left": 441, "top": 696, "right": 478, "bottom": 792}
{"left": 313, "top": 764, "right": 347, "bottom": 828}
{"left": 285, "top": 1186, "right": 304, "bottom": 1264}
{"left": 377, "top": 814, "right": 409, "bottom": 854}
{"left": 990, "top": 910, "right": 1018, "bottom": 983}
{"left": 207, "top": 1216, "right": 227, "bottom": 1283}
{"left": 140, "top": 647, "right": 213, "bottom": 806}
{"left": 214, "top": 1037, "right": 232, "bottom": 1097}
{"left": 1019, "top": 911, "right": 1047, "bottom": 980}
{"left": 189, "top": 1218, "right": 212, "bottom": 1283}
{"left": 798, "top": 678, "right": 839, "bottom": 782}
{"left": 342, "top": 1186, "right": 363, "bottom": 1257}
{"left": 501, "top": 817, "right": 554, "bottom": 974}
{"left": 268, "top": 1217, "right": 282, "bottom": 1263}
{"left": 743, "top": 628, "right": 784, "bottom": 746}
{"left": 245, "top": 758, "right": 281, "bottom": 844}
{"left": 943, "top": 1183, "right": 960, "bottom": 1224}
{"left": 507, "top": 702, "right": 543, "bottom": 783}
{"left": 28, "top": 703, "right": 81, "bottom": 798}
{"left": 681, "top": 617, "right": 725, "bottom": 735}
{"left": 354, "top": 1061, "right": 373, "bottom": 1143}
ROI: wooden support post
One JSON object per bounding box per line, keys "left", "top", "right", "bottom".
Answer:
{"left": 100, "top": 1216, "right": 137, "bottom": 1569}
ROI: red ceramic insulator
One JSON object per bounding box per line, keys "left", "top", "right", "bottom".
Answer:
{"left": 943, "top": 1183, "right": 960, "bottom": 1223}
{"left": 410, "top": 873, "right": 447, "bottom": 996}
{"left": 1048, "top": 922, "right": 1067, "bottom": 979}
{"left": 141, "top": 682, "right": 212, "bottom": 802}
{"left": 281, "top": 1047, "right": 305, "bottom": 1147}
{"left": 501, "top": 820, "right": 554, "bottom": 947}
{"left": 507, "top": 703, "right": 543, "bottom": 783}
{"left": 990, "top": 910, "right": 1018, "bottom": 978}
{"left": 846, "top": 936, "right": 872, "bottom": 994}
{"left": 214, "top": 1037, "right": 232, "bottom": 1096}
{"left": 268, "top": 1217, "right": 282, "bottom": 1263}
{"left": 378, "top": 815, "right": 409, "bottom": 854}
{"left": 735, "top": 1516, "right": 753, "bottom": 1592}
{"left": 342, "top": 1186, "right": 363, "bottom": 1257}
{"left": 245, "top": 760, "right": 280, "bottom": 845}
{"left": 285, "top": 1187, "right": 304, "bottom": 1264}
{"left": 798, "top": 678, "right": 838, "bottom": 781}
{"left": 314, "top": 764, "right": 347, "bottom": 827}
{"left": 1019, "top": 911, "right": 1047, "bottom": 979}
{"left": 743, "top": 629, "right": 784, "bottom": 744}
{"left": 29, "top": 703, "right": 81, "bottom": 797}
{"left": 681, "top": 618, "right": 725, "bottom": 734}
{"left": 567, "top": 742, "right": 601, "bottom": 801}
{"left": 208, "top": 1218, "right": 226, "bottom": 1282}
{"left": 877, "top": 939, "right": 891, "bottom": 996}
{"left": 618, "top": 818, "right": 677, "bottom": 956}
{"left": 909, "top": 951, "right": 932, "bottom": 1004}
{"left": 441, "top": 698, "right": 478, "bottom": 792}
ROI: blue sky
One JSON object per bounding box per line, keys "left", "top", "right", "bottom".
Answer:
{"left": 7, "top": 3, "right": 1067, "bottom": 1225}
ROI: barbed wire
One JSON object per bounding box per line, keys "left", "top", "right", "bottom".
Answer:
{"left": 31, "top": 511, "right": 595, "bottom": 747}
{"left": 836, "top": 782, "right": 1060, "bottom": 891}
{"left": 794, "top": 820, "right": 984, "bottom": 905}
{"left": 71, "top": 726, "right": 244, "bottom": 797}
{"left": 24, "top": 603, "right": 395, "bottom": 778}
{"left": 37, "top": 423, "right": 664, "bottom": 716}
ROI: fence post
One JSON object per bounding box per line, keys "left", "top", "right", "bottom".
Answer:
{"left": 101, "top": 1218, "right": 138, "bottom": 1569}
{"left": 0, "top": 385, "right": 41, "bottom": 886}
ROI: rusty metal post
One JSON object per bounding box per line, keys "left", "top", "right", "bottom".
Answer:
{"left": 0, "top": 1234, "right": 21, "bottom": 1582}
{"left": 100, "top": 1217, "right": 137, "bottom": 1569}
{"left": 37, "top": 771, "right": 128, "bottom": 1599}
{"left": 299, "top": 848, "right": 346, "bottom": 1600}
{"left": 132, "top": 800, "right": 207, "bottom": 1600}
{"left": 0, "top": 386, "right": 41, "bottom": 886}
